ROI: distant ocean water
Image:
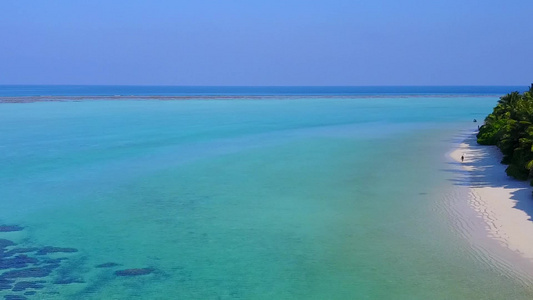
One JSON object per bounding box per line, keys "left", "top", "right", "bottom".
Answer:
{"left": 0, "top": 85, "right": 529, "bottom": 97}
{"left": 1, "top": 87, "right": 533, "bottom": 299}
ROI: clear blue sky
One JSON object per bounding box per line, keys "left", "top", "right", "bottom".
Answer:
{"left": 0, "top": 0, "right": 531, "bottom": 86}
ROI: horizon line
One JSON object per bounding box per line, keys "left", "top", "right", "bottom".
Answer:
{"left": 0, "top": 84, "right": 529, "bottom": 87}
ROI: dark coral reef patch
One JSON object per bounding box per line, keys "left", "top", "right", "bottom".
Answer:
{"left": 0, "top": 239, "right": 15, "bottom": 249}
{"left": 95, "top": 262, "right": 120, "bottom": 268}
{"left": 115, "top": 268, "right": 154, "bottom": 277}
{"left": 0, "top": 225, "right": 24, "bottom": 232}
{"left": 4, "top": 295, "right": 28, "bottom": 300}
{"left": 0, "top": 224, "right": 81, "bottom": 298}
{"left": 1, "top": 223, "right": 161, "bottom": 298}
{"left": 2, "top": 248, "right": 39, "bottom": 258}
{"left": 0, "top": 278, "right": 14, "bottom": 290}
{"left": 12, "top": 280, "right": 46, "bottom": 292}
{"left": 0, "top": 255, "right": 39, "bottom": 269}
{"left": 36, "top": 246, "right": 78, "bottom": 255}
{"left": 53, "top": 277, "right": 85, "bottom": 285}
{"left": 1, "top": 266, "right": 54, "bottom": 279}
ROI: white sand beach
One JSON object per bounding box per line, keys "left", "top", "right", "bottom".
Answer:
{"left": 450, "top": 132, "right": 533, "bottom": 263}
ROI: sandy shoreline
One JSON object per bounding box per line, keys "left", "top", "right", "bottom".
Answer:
{"left": 450, "top": 131, "right": 533, "bottom": 263}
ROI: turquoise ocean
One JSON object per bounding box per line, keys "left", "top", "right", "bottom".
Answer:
{"left": 1, "top": 86, "right": 533, "bottom": 299}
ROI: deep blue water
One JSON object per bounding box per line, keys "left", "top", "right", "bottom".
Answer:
{"left": 0, "top": 85, "right": 528, "bottom": 97}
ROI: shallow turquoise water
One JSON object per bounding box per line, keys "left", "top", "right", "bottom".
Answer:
{"left": 1, "top": 97, "right": 533, "bottom": 299}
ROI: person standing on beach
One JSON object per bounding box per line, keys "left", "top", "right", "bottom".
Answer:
{"left": 461, "top": 154, "right": 464, "bottom": 162}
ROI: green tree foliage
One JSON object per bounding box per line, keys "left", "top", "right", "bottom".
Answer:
{"left": 477, "top": 84, "right": 533, "bottom": 182}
